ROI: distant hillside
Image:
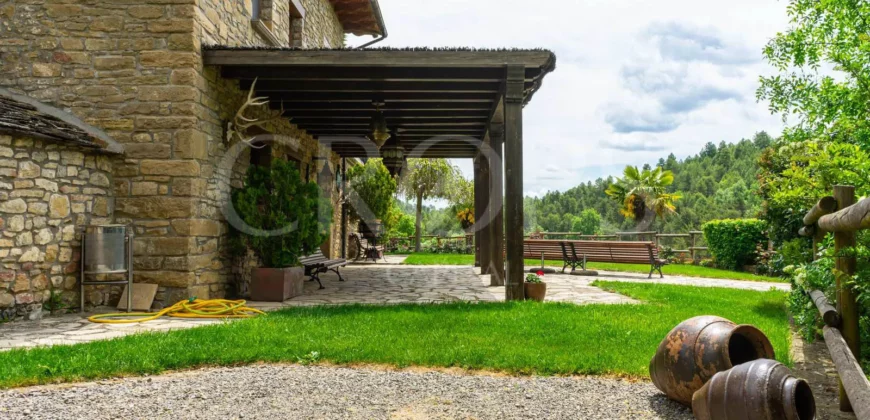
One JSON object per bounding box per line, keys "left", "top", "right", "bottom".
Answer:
{"left": 525, "top": 132, "right": 774, "bottom": 234}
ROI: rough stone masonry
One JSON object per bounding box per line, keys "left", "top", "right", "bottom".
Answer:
{"left": 0, "top": 0, "right": 358, "bottom": 319}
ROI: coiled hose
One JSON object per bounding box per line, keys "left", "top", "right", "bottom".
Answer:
{"left": 87, "top": 298, "right": 266, "bottom": 324}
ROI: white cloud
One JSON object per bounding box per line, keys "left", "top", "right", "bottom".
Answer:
{"left": 348, "top": 0, "right": 790, "bottom": 195}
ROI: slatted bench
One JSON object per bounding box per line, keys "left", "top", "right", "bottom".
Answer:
{"left": 565, "top": 240, "right": 668, "bottom": 278}
{"left": 351, "top": 233, "right": 385, "bottom": 262}
{"left": 300, "top": 251, "right": 347, "bottom": 289}
{"left": 523, "top": 239, "right": 579, "bottom": 273}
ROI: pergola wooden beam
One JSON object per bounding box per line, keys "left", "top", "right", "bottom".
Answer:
{"left": 278, "top": 109, "right": 492, "bottom": 118}
{"left": 206, "top": 47, "right": 555, "bottom": 159}
{"left": 222, "top": 66, "right": 543, "bottom": 81}
{"left": 204, "top": 49, "right": 556, "bottom": 68}
{"left": 276, "top": 102, "right": 492, "bottom": 111}
{"left": 266, "top": 92, "right": 497, "bottom": 102}
{"left": 243, "top": 80, "right": 510, "bottom": 93}
{"left": 296, "top": 121, "right": 487, "bottom": 128}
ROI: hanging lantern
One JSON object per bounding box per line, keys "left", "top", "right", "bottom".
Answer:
{"left": 315, "top": 158, "right": 333, "bottom": 197}
{"left": 380, "top": 136, "right": 405, "bottom": 177}
{"left": 368, "top": 102, "right": 391, "bottom": 148}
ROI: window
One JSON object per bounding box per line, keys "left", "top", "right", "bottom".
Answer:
{"left": 251, "top": 0, "right": 261, "bottom": 20}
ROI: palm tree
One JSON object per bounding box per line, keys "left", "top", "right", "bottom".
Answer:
{"left": 397, "top": 159, "right": 460, "bottom": 252}
{"left": 606, "top": 166, "right": 680, "bottom": 226}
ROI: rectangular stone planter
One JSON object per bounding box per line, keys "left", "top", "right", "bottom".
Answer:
{"left": 250, "top": 267, "right": 304, "bottom": 302}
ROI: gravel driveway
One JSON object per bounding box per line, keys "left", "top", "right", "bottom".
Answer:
{"left": 0, "top": 364, "right": 692, "bottom": 419}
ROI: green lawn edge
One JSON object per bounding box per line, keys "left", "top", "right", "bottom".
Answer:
{"left": 400, "top": 253, "right": 786, "bottom": 283}
{"left": 0, "top": 282, "right": 790, "bottom": 389}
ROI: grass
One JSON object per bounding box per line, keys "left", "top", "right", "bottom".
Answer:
{"left": 400, "top": 253, "right": 786, "bottom": 283}
{"left": 0, "top": 282, "right": 790, "bottom": 388}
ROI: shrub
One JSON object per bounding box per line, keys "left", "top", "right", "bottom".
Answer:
{"left": 231, "top": 159, "right": 330, "bottom": 267}
{"left": 702, "top": 219, "right": 768, "bottom": 270}
{"left": 346, "top": 159, "right": 397, "bottom": 223}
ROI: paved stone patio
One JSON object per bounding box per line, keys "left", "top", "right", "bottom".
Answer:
{"left": 0, "top": 262, "right": 788, "bottom": 351}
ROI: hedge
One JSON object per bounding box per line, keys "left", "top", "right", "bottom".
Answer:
{"left": 702, "top": 219, "right": 768, "bottom": 271}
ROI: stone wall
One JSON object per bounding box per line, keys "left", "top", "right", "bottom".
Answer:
{"left": 0, "top": 134, "right": 114, "bottom": 321}
{"left": 197, "top": 0, "right": 344, "bottom": 48}
{"left": 0, "top": 0, "right": 350, "bottom": 312}
{"left": 192, "top": 0, "right": 347, "bottom": 297}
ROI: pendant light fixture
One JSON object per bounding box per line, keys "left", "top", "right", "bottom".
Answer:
{"left": 368, "top": 101, "right": 391, "bottom": 148}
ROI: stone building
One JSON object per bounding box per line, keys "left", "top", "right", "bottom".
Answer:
{"left": 0, "top": 0, "right": 387, "bottom": 319}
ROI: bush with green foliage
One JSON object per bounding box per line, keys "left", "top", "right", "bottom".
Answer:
{"left": 384, "top": 202, "right": 415, "bottom": 240}
{"left": 571, "top": 209, "right": 602, "bottom": 235}
{"left": 346, "top": 159, "right": 397, "bottom": 223}
{"left": 702, "top": 219, "right": 767, "bottom": 270}
{"left": 232, "top": 159, "right": 329, "bottom": 267}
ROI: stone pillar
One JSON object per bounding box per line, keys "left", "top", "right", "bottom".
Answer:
{"left": 504, "top": 65, "right": 525, "bottom": 301}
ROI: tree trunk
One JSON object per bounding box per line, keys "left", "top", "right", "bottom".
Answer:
{"left": 415, "top": 193, "right": 423, "bottom": 252}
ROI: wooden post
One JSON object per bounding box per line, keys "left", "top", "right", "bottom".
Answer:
{"left": 477, "top": 153, "right": 491, "bottom": 274}
{"left": 340, "top": 158, "right": 347, "bottom": 259}
{"left": 691, "top": 232, "right": 696, "bottom": 264}
{"left": 833, "top": 185, "right": 859, "bottom": 412}
{"left": 503, "top": 65, "right": 525, "bottom": 301}
{"left": 473, "top": 155, "right": 483, "bottom": 268}
{"left": 488, "top": 123, "right": 505, "bottom": 286}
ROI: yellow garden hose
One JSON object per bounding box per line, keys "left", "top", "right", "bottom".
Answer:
{"left": 88, "top": 298, "right": 266, "bottom": 324}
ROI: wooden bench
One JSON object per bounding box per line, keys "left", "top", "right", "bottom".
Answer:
{"left": 565, "top": 240, "right": 668, "bottom": 278}
{"left": 523, "top": 239, "right": 579, "bottom": 272}
{"left": 300, "top": 250, "right": 347, "bottom": 289}
{"left": 351, "top": 233, "right": 385, "bottom": 262}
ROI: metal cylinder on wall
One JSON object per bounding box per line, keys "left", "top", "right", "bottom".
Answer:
{"left": 80, "top": 225, "right": 133, "bottom": 313}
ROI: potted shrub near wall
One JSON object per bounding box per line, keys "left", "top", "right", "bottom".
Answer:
{"left": 232, "top": 158, "right": 331, "bottom": 301}
{"left": 524, "top": 271, "right": 547, "bottom": 302}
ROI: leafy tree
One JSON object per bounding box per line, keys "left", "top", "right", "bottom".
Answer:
{"left": 448, "top": 176, "right": 475, "bottom": 230}
{"left": 398, "top": 159, "right": 460, "bottom": 251}
{"left": 346, "top": 159, "right": 397, "bottom": 224}
{"left": 383, "top": 202, "right": 416, "bottom": 239}
{"left": 571, "top": 209, "right": 602, "bottom": 235}
{"left": 231, "top": 159, "right": 328, "bottom": 267}
{"left": 758, "top": 0, "right": 870, "bottom": 148}
{"left": 758, "top": 0, "right": 870, "bottom": 370}
{"left": 605, "top": 166, "right": 680, "bottom": 226}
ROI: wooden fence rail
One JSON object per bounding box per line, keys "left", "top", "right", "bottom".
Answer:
{"left": 798, "top": 185, "right": 868, "bottom": 414}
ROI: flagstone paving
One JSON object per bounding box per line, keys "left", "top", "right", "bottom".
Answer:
{"left": 0, "top": 262, "right": 787, "bottom": 352}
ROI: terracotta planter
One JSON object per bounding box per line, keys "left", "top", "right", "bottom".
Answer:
{"left": 250, "top": 267, "right": 304, "bottom": 302}
{"left": 524, "top": 282, "right": 547, "bottom": 302}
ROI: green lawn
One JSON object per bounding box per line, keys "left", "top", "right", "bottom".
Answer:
{"left": 0, "top": 282, "right": 790, "bottom": 388}
{"left": 401, "top": 253, "right": 786, "bottom": 283}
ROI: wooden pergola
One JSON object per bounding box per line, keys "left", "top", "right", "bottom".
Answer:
{"left": 204, "top": 47, "right": 557, "bottom": 300}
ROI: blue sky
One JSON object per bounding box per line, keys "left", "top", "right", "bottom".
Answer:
{"left": 348, "top": 0, "right": 790, "bottom": 198}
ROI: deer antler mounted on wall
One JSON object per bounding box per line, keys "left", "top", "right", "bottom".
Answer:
{"left": 226, "top": 78, "right": 286, "bottom": 148}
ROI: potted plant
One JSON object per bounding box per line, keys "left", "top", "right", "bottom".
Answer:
{"left": 524, "top": 271, "right": 547, "bottom": 302}
{"left": 232, "top": 158, "right": 331, "bottom": 301}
